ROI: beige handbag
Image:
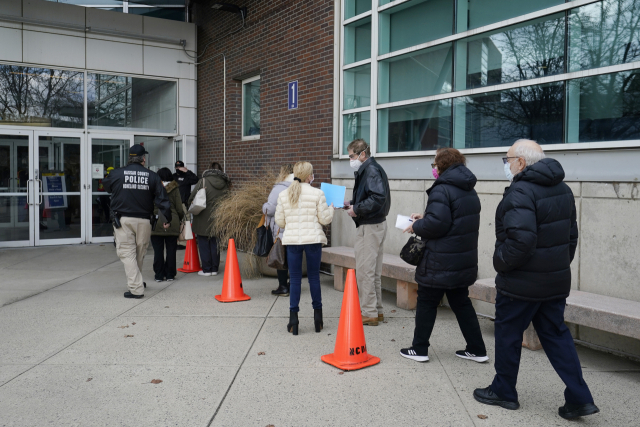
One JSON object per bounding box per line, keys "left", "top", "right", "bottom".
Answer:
{"left": 188, "top": 178, "right": 207, "bottom": 215}
{"left": 179, "top": 219, "right": 194, "bottom": 241}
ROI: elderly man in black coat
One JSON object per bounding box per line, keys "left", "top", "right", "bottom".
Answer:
{"left": 473, "top": 140, "right": 599, "bottom": 420}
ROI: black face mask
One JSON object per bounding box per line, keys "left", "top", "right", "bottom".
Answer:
{"left": 175, "top": 169, "right": 184, "bottom": 175}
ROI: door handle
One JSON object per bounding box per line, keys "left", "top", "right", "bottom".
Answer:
{"left": 36, "top": 178, "right": 43, "bottom": 205}
{"left": 27, "top": 179, "right": 33, "bottom": 205}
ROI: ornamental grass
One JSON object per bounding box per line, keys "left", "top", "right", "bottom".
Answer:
{"left": 209, "top": 170, "right": 277, "bottom": 278}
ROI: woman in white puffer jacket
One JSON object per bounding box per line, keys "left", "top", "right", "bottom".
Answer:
{"left": 275, "top": 161, "right": 334, "bottom": 335}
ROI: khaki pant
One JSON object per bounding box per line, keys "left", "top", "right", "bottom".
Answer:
{"left": 354, "top": 221, "right": 387, "bottom": 318}
{"left": 114, "top": 217, "right": 151, "bottom": 295}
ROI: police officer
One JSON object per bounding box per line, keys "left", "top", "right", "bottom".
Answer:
{"left": 173, "top": 160, "right": 199, "bottom": 205}
{"left": 102, "top": 144, "right": 172, "bottom": 299}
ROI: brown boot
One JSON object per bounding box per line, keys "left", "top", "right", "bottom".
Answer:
{"left": 362, "top": 316, "right": 379, "bottom": 326}
{"left": 378, "top": 313, "right": 384, "bottom": 321}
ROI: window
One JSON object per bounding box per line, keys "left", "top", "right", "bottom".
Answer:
{"left": 340, "top": 0, "right": 640, "bottom": 155}
{"left": 88, "top": 74, "right": 177, "bottom": 133}
{"left": 46, "top": 1, "right": 187, "bottom": 22}
{"left": 456, "top": 0, "right": 563, "bottom": 32}
{"left": 0, "top": 65, "right": 84, "bottom": 128}
{"left": 242, "top": 76, "right": 261, "bottom": 139}
{"left": 379, "top": 0, "right": 454, "bottom": 55}
{"left": 455, "top": 14, "right": 565, "bottom": 91}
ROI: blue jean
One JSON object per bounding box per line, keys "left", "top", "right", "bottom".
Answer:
{"left": 490, "top": 293, "right": 594, "bottom": 404}
{"left": 287, "top": 243, "right": 322, "bottom": 312}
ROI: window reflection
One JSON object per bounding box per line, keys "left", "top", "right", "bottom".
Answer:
{"left": 567, "top": 70, "right": 640, "bottom": 142}
{"left": 569, "top": 0, "right": 640, "bottom": 72}
{"left": 456, "top": 13, "right": 565, "bottom": 91}
{"left": 455, "top": 82, "right": 564, "bottom": 148}
{"left": 88, "top": 74, "right": 177, "bottom": 133}
{"left": 0, "top": 65, "right": 84, "bottom": 128}
{"left": 343, "top": 111, "right": 370, "bottom": 154}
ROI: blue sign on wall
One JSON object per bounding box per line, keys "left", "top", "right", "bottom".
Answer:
{"left": 288, "top": 80, "right": 298, "bottom": 110}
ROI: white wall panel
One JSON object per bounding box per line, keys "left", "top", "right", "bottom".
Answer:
{"left": 184, "top": 135, "right": 197, "bottom": 168}
{"left": 179, "top": 107, "right": 196, "bottom": 136}
{"left": 0, "top": 26, "right": 22, "bottom": 62}
{"left": 143, "top": 16, "right": 196, "bottom": 52}
{"left": 86, "top": 39, "right": 143, "bottom": 74}
{"left": 143, "top": 45, "right": 195, "bottom": 79}
{"left": 23, "top": 30, "right": 85, "bottom": 69}
{"left": 179, "top": 78, "right": 196, "bottom": 108}
{"left": 86, "top": 8, "right": 143, "bottom": 45}
{"left": 23, "top": 0, "right": 85, "bottom": 37}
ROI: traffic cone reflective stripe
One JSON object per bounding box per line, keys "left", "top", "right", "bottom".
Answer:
{"left": 215, "top": 239, "right": 251, "bottom": 302}
{"left": 321, "top": 269, "right": 380, "bottom": 370}
{"left": 177, "top": 238, "right": 201, "bottom": 273}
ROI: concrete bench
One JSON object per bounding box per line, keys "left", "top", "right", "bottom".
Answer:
{"left": 322, "top": 246, "right": 640, "bottom": 351}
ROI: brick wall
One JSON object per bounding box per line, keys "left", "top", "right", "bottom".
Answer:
{"left": 196, "top": 0, "right": 335, "bottom": 184}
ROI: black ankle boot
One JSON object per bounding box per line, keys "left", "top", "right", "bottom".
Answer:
{"left": 271, "top": 282, "right": 290, "bottom": 296}
{"left": 314, "top": 308, "right": 323, "bottom": 333}
{"left": 287, "top": 311, "right": 299, "bottom": 335}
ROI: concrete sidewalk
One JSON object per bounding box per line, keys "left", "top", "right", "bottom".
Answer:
{"left": 0, "top": 245, "right": 638, "bottom": 426}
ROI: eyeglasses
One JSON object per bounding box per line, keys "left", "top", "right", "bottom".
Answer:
{"left": 502, "top": 157, "right": 519, "bottom": 164}
{"left": 430, "top": 162, "right": 437, "bottom": 168}
{"left": 348, "top": 151, "right": 362, "bottom": 160}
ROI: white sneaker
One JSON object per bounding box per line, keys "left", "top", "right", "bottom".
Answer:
{"left": 455, "top": 350, "right": 489, "bottom": 363}
{"left": 211, "top": 272, "right": 218, "bottom": 276}
{"left": 198, "top": 271, "right": 212, "bottom": 277}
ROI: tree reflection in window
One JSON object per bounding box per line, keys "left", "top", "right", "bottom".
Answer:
{"left": 0, "top": 65, "right": 83, "bottom": 128}
{"left": 569, "top": 0, "right": 640, "bottom": 72}
{"left": 88, "top": 74, "right": 132, "bottom": 128}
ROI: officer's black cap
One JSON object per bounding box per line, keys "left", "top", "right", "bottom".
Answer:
{"left": 129, "top": 144, "right": 148, "bottom": 156}
{"left": 175, "top": 160, "right": 185, "bottom": 168}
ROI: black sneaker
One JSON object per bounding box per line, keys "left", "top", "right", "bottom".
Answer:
{"left": 155, "top": 278, "right": 163, "bottom": 282}
{"left": 124, "top": 291, "right": 144, "bottom": 299}
{"left": 558, "top": 402, "right": 599, "bottom": 419}
{"left": 271, "top": 283, "right": 290, "bottom": 296}
{"left": 473, "top": 386, "right": 519, "bottom": 410}
{"left": 455, "top": 350, "right": 489, "bottom": 363}
{"left": 400, "top": 347, "right": 429, "bottom": 362}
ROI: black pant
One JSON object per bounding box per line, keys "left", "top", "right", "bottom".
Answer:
{"left": 413, "top": 286, "right": 486, "bottom": 355}
{"left": 197, "top": 235, "right": 220, "bottom": 273}
{"left": 490, "top": 293, "right": 594, "bottom": 404}
{"left": 150, "top": 235, "right": 178, "bottom": 280}
{"left": 277, "top": 269, "right": 288, "bottom": 287}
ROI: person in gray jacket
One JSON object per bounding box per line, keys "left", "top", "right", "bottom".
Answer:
{"left": 263, "top": 164, "right": 294, "bottom": 295}
{"left": 188, "top": 162, "right": 231, "bottom": 276}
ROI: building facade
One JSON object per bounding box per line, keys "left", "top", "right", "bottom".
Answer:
{"left": 0, "top": 0, "right": 198, "bottom": 247}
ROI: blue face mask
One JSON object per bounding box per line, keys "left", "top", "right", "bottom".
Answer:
{"left": 504, "top": 162, "right": 514, "bottom": 182}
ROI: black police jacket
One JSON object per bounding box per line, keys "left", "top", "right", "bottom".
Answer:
{"left": 413, "top": 164, "right": 480, "bottom": 289}
{"left": 494, "top": 158, "right": 578, "bottom": 301}
{"left": 173, "top": 170, "right": 199, "bottom": 205}
{"left": 102, "top": 163, "right": 172, "bottom": 223}
{"left": 350, "top": 157, "right": 391, "bottom": 227}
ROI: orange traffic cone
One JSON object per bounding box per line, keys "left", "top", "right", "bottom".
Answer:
{"left": 215, "top": 239, "right": 250, "bottom": 302}
{"left": 321, "top": 269, "right": 380, "bottom": 371}
{"left": 177, "top": 238, "right": 201, "bottom": 273}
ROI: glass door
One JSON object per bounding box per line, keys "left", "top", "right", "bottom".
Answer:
{"left": 0, "top": 131, "right": 34, "bottom": 247}
{"left": 87, "top": 134, "right": 133, "bottom": 243}
{"left": 34, "top": 131, "right": 85, "bottom": 245}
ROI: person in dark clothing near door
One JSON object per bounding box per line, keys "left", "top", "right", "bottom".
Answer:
{"left": 473, "top": 139, "right": 598, "bottom": 420}
{"left": 188, "top": 162, "right": 230, "bottom": 276}
{"left": 344, "top": 139, "right": 391, "bottom": 326}
{"left": 400, "top": 148, "right": 487, "bottom": 363}
{"left": 173, "top": 161, "right": 199, "bottom": 205}
{"left": 150, "top": 168, "right": 185, "bottom": 282}
{"left": 102, "top": 144, "right": 171, "bottom": 299}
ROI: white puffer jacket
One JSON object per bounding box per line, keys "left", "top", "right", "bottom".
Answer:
{"left": 275, "top": 183, "right": 334, "bottom": 245}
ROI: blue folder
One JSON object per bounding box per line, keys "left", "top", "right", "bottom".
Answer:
{"left": 320, "top": 183, "right": 346, "bottom": 208}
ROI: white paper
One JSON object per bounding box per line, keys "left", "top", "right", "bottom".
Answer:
{"left": 395, "top": 214, "right": 413, "bottom": 230}
{"left": 91, "top": 164, "right": 104, "bottom": 179}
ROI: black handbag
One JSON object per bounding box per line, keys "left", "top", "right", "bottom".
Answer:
{"left": 400, "top": 235, "right": 426, "bottom": 266}
{"left": 253, "top": 215, "right": 274, "bottom": 257}
{"left": 267, "top": 229, "right": 287, "bottom": 270}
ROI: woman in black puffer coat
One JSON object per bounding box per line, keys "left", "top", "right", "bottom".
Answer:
{"left": 400, "top": 148, "right": 488, "bottom": 364}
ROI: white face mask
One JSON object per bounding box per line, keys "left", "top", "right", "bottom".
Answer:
{"left": 504, "top": 162, "right": 514, "bottom": 182}
{"left": 349, "top": 151, "right": 364, "bottom": 170}
{"left": 309, "top": 174, "right": 314, "bottom": 185}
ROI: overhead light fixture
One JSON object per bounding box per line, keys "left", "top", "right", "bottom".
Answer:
{"left": 211, "top": 2, "right": 247, "bottom": 18}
